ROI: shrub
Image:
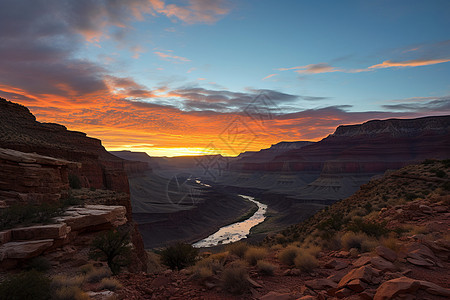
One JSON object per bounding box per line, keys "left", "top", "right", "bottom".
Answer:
{"left": 195, "top": 256, "right": 224, "bottom": 274}
{"left": 278, "top": 246, "right": 300, "bottom": 266}
{"left": 191, "top": 266, "right": 214, "bottom": 281}
{"left": 221, "top": 261, "right": 249, "bottom": 295}
{"left": 244, "top": 247, "right": 267, "bottom": 266}
{"left": 146, "top": 251, "right": 164, "bottom": 273}
{"left": 99, "top": 278, "right": 122, "bottom": 291}
{"left": 0, "top": 270, "right": 51, "bottom": 300}
{"left": 341, "top": 232, "right": 369, "bottom": 251}
{"left": 160, "top": 242, "right": 198, "bottom": 270}
{"left": 256, "top": 260, "right": 275, "bottom": 275}
{"left": 53, "top": 286, "right": 89, "bottom": 300}
{"left": 225, "top": 241, "right": 249, "bottom": 258}
{"left": 85, "top": 268, "right": 111, "bottom": 283}
{"left": 51, "top": 274, "right": 85, "bottom": 289}
{"left": 89, "top": 228, "right": 132, "bottom": 274}
{"left": 294, "top": 252, "right": 318, "bottom": 272}
{"left": 435, "top": 170, "right": 446, "bottom": 178}
{"left": 28, "top": 256, "right": 51, "bottom": 272}
{"left": 68, "top": 173, "right": 81, "bottom": 189}
{"left": 347, "top": 218, "right": 388, "bottom": 238}
{"left": 0, "top": 203, "right": 62, "bottom": 231}
{"left": 79, "top": 263, "right": 94, "bottom": 275}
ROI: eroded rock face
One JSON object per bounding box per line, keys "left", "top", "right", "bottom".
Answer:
{"left": 374, "top": 277, "right": 450, "bottom": 300}
{"left": 0, "top": 148, "right": 79, "bottom": 205}
{"left": 0, "top": 98, "right": 129, "bottom": 193}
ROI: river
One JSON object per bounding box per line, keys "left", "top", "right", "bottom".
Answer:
{"left": 192, "top": 195, "right": 267, "bottom": 248}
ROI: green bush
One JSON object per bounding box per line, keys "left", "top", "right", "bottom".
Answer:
{"left": 0, "top": 203, "right": 62, "bottom": 231}
{"left": 347, "top": 218, "right": 388, "bottom": 238}
{"left": 28, "top": 256, "right": 51, "bottom": 272}
{"left": 68, "top": 173, "right": 81, "bottom": 189}
{"left": 0, "top": 270, "right": 51, "bottom": 300}
{"left": 160, "top": 242, "right": 198, "bottom": 270}
{"left": 89, "top": 228, "right": 131, "bottom": 275}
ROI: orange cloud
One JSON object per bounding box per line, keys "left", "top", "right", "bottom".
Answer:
{"left": 154, "top": 51, "right": 190, "bottom": 62}
{"left": 262, "top": 74, "right": 278, "bottom": 80}
{"left": 369, "top": 58, "right": 450, "bottom": 69}
{"left": 278, "top": 63, "right": 341, "bottom": 74}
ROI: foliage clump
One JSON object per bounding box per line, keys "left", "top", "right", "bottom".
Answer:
{"left": 89, "top": 227, "right": 132, "bottom": 274}
{"left": 0, "top": 270, "right": 51, "bottom": 300}
{"left": 160, "top": 242, "right": 198, "bottom": 270}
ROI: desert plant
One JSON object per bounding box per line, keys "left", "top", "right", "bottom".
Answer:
{"left": 51, "top": 274, "right": 85, "bottom": 290}
{"left": 146, "top": 251, "right": 164, "bottom": 273}
{"left": 85, "top": 268, "right": 111, "bottom": 283}
{"left": 225, "top": 241, "right": 249, "bottom": 258}
{"left": 28, "top": 256, "right": 51, "bottom": 272}
{"left": 99, "top": 278, "right": 122, "bottom": 291}
{"left": 79, "top": 263, "right": 94, "bottom": 275}
{"left": 294, "top": 252, "right": 318, "bottom": 272}
{"left": 347, "top": 218, "right": 388, "bottom": 238}
{"left": 0, "top": 270, "right": 51, "bottom": 300}
{"left": 160, "top": 242, "right": 198, "bottom": 270}
{"left": 278, "top": 245, "right": 300, "bottom": 266}
{"left": 0, "top": 203, "right": 62, "bottom": 231}
{"left": 256, "top": 260, "right": 275, "bottom": 275}
{"left": 52, "top": 286, "right": 89, "bottom": 300}
{"left": 221, "top": 260, "right": 249, "bottom": 295}
{"left": 89, "top": 227, "right": 132, "bottom": 274}
{"left": 244, "top": 247, "right": 267, "bottom": 266}
{"left": 68, "top": 173, "right": 81, "bottom": 189}
{"left": 341, "top": 231, "right": 369, "bottom": 251}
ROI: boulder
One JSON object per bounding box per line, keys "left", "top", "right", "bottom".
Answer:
{"left": 324, "top": 259, "right": 348, "bottom": 270}
{"left": 305, "top": 278, "right": 337, "bottom": 290}
{"left": 375, "top": 246, "right": 397, "bottom": 262}
{"left": 334, "top": 287, "right": 352, "bottom": 298}
{"left": 370, "top": 257, "right": 397, "bottom": 272}
{"left": 374, "top": 277, "right": 450, "bottom": 300}
{"left": 338, "top": 265, "right": 379, "bottom": 288}
{"left": 346, "top": 278, "right": 367, "bottom": 292}
{"left": 0, "top": 239, "right": 54, "bottom": 260}
{"left": 353, "top": 255, "right": 372, "bottom": 267}
{"left": 11, "top": 223, "right": 70, "bottom": 241}
{"left": 54, "top": 205, "right": 127, "bottom": 231}
{"left": 259, "top": 291, "right": 295, "bottom": 300}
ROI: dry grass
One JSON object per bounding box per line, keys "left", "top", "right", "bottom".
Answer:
{"left": 52, "top": 286, "right": 89, "bottom": 300}
{"left": 244, "top": 247, "right": 268, "bottom": 266}
{"left": 79, "top": 264, "right": 94, "bottom": 275}
{"left": 146, "top": 251, "right": 164, "bottom": 273}
{"left": 51, "top": 275, "right": 85, "bottom": 289}
{"left": 226, "top": 242, "right": 249, "bottom": 258}
{"left": 341, "top": 232, "right": 377, "bottom": 252}
{"left": 278, "top": 246, "right": 300, "bottom": 266}
{"left": 85, "top": 268, "right": 111, "bottom": 283}
{"left": 294, "top": 252, "right": 318, "bottom": 272}
{"left": 221, "top": 260, "right": 249, "bottom": 295}
{"left": 256, "top": 260, "right": 276, "bottom": 275}
{"left": 99, "top": 278, "right": 122, "bottom": 291}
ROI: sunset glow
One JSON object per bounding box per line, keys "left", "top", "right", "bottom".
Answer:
{"left": 1, "top": 0, "right": 449, "bottom": 156}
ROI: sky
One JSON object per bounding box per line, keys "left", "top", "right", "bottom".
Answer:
{"left": 0, "top": 0, "right": 449, "bottom": 157}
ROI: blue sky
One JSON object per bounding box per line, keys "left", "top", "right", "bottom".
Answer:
{"left": 1, "top": 0, "right": 449, "bottom": 156}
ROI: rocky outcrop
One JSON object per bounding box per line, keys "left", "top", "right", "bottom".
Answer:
{"left": 0, "top": 148, "right": 80, "bottom": 205}
{"left": 0, "top": 204, "right": 127, "bottom": 268}
{"left": 0, "top": 98, "right": 129, "bottom": 193}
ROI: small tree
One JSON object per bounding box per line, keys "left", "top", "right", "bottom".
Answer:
{"left": 89, "top": 227, "right": 131, "bottom": 274}
{"left": 160, "top": 242, "right": 198, "bottom": 270}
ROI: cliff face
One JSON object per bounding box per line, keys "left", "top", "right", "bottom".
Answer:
{"left": 0, "top": 98, "right": 148, "bottom": 271}
{"left": 0, "top": 148, "right": 80, "bottom": 206}
{"left": 232, "top": 116, "right": 450, "bottom": 173}
{"left": 0, "top": 98, "right": 129, "bottom": 193}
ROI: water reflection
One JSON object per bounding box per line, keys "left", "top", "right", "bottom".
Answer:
{"left": 192, "top": 195, "right": 267, "bottom": 248}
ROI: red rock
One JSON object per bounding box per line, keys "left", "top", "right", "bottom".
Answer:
{"left": 353, "top": 255, "right": 372, "bottom": 267}
{"left": 0, "top": 230, "right": 12, "bottom": 245}
{"left": 335, "top": 251, "right": 350, "bottom": 258}
{"left": 346, "top": 278, "right": 367, "bottom": 292}
{"left": 418, "top": 280, "right": 450, "bottom": 297}
{"left": 0, "top": 239, "right": 54, "bottom": 260}
{"left": 338, "top": 265, "right": 379, "bottom": 288}
{"left": 334, "top": 287, "right": 352, "bottom": 298}
{"left": 11, "top": 223, "right": 70, "bottom": 241}
{"left": 259, "top": 291, "right": 295, "bottom": 300}
{"left": 370, "top": 257, "right": 397, "bottom": 272}
{"left": 305, "top": 278, "right": 337, "bottom": 291}
{"left": 324, "top": 259, "right": 348, "bottom": 270}
{"left": 375, "top": 246, "right": 397, "bottom": 262}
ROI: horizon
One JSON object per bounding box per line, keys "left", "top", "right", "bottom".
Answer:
{"left": 1, "top": 0, "right": 449, "bottom": 157}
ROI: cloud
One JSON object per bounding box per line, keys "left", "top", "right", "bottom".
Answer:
{"left": 154, "top": 51, "right": 190, "bottom": 62}
{"left": 278, "top": 63, "right": 342, "bottom": 74}
{"left": 262, "top": 74, "right": 278, "bottom": 80}
{"left": 156, "top": 0, "right": 231, "bottom": 24}
{"left": 382, "top": 96, "right": 450, "bottom": 112}
{"left": 369, "top": 58, "right": 450, "bottom": 69}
